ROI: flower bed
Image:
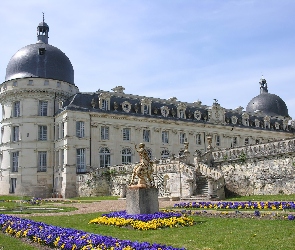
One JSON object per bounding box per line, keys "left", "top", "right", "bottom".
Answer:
{"left": 174, "top": 201, "right": 295, "bottom": 210}
{"left": 89, "top": 211, "right": 195, "bottom": 230}
{"left": 0, "top": 214, "right": 186, "bottom": 250}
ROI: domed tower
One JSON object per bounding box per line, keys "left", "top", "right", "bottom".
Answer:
{"left": 0, "top": 19, "right": 79, "bottom": 197}
{"left": 246, "top": 78, "right": 289, "bottom": 118}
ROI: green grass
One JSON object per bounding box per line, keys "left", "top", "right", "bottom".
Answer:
{"left": 23, "top": 212, "right": 294, "bottom": 250}
{"left": 0, "top": 195, "right": 31, "bottom": 201}
{"left": 0, "top": 232, "right": 38, "bottom": 250}
{"left": 225, "top": 194, "right": 295, "bottom": 201}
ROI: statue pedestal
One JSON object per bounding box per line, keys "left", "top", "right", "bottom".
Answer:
{"left": 126, "top": 187, "right": 159, "bottom": 214}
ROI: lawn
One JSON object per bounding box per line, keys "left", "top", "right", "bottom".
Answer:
{"left": 0, "top": 194, "right": 295, "bottom": 250}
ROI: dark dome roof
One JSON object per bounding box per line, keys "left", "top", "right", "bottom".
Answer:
{"left": 246, "top": 92, "right": 289, "bottom": 117}
{"left": 5, "top": 42, "right": 74, "bottom": 84}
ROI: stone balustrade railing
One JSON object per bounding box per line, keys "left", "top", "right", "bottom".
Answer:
{"left": 212, "top": 137, "right": 295, "bottom": 163}
{"left": 196, "top": 162, "right": 223, "bottom": 181}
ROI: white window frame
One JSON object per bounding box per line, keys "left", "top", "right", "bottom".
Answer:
{"left": 101, "top": 126, "right": 109, "bottom": 140}
{"left": 143, "top": 104, "right": 149, "bottom": 115}
{"left": 39, "top": 101, "right": 48, "bottom": 116}
{"left": 162, "top": 131, "right": 169, "bottom": 144}
{"left": 143, "top": 129, "right": 150, "bottom": 142}
{"left": 38, "top": 125, "right": 47, "bottom": 141}
{"left": 76, "top": 121, "right": 85, "bottom": 138}
{"left": 122, "top": 148, "right": 132, "bottom": 164}
{"left": 12, "top": 151, "right": 19, "bottom": 172}
{"left": 101, "top": 99, "right": 109, "bottom": 111}
{"left": 122, "top": 128, "right": 131, "bottom": 141}
{"left": 38, "top": 151, "right": 47, "bottom": 172}
{"left": 99, "top": 147, "right": 111, "bottom": 168}
{"left": 179, "top": 132, "right": 186, "bottom": 144}
{"left": 76, "top": 148, "right": 86, "bottom": 173}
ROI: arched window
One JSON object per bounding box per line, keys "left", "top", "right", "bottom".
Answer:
{"left": 122, "top": 148, "right": 132, "bottom": 164}
{"left": 99, "top": 147, "right": 111, "bottom": 168}
{"left": 161, "top": 149, "right": 170, "bottom": 159}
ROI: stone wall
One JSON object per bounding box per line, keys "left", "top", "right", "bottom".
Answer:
{"left": 212, "top": 137, "right": 295, "bottom": 196}
{"left": 219, "top": 155, "right": 295, "bottom": 196}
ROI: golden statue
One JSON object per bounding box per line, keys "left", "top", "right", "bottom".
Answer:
{"left": 129, "top": 143, "right": 155, "bottom": 188}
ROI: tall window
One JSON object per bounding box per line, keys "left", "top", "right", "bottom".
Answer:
{"left": 232, "top": 137, "right": 237, "bottom": 147}
{"left": 101, "top": 126, "right": 109, "bottom": 140}
{"left": 61, "top": 122, "right": 64, "bottom": 138}
{"left": 99, "top": 147, "right": 111, "bottom": 168}
{"left": 122, "top": 148, "right": 132, "bottom": 164}
{"left": 101, "top": 99, "right": 109, "bottom": 111}
{"left": 13, "top": 101, "right": 20, "bottom": 117}
{"left": 61, "top": 149, "right": 64, "bottom": 165}
{"left": 161, "top": 149, "right": 170, "bottom": 159}
{"left": 10, "top": 178, "right": 17, "bottom": 193}
{"left": 143, "top": 129, "right": 150, "bottom": 142}
{"left": 122, "top": 128, "right": 131, "bottom": 141}
{"left": 76, "top": 121, "right": 85, "bottom": 138}
{"left": 179, "top": 132, "right": 186, "bottom": 144}
{"left": 12, "top": 152, "right": 19, "bottom": 172}
{"left": 38, "top": 151, "right": 47, "bottom": 172}
{"left": 196, "top": 134, "right": 202, "bottom": 145}
{"left": 215, "top": 135, "right": 220, "bottom": 146}
{"left": 76, "top": 148, "right": 86, "bottom": 173}
{"left": 38, "top": 125, "right": 47, "bottom": 141}
{"left": 12, "top": 126, "right": 19, "bottom": 142}
{"left": 39, "top": 101, "right": 48, "bottom": 116}
{"left": 162, "top": 131, "right": 169, "bottom": 144}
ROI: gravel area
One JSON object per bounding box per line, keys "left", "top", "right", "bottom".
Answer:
{"left": 17, "top": 199, "right": 178, "bottom": 217}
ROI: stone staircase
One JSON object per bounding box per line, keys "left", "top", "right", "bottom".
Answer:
{"left": 195, "top": 174, "right": 208, "bottom": 196}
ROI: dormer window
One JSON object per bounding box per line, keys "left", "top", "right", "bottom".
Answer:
{"left": 99, "top": 93, "right": 111, "bottom": 111}
{"left": 122, "top": 101, "right": 131, "bottom": 113}
{"left": 28, "top": 80, "right": 33, "bottom": 86}
{"left": 231, "top": 116, "right": 238, "bottom": 125}
{"left": 57, "top": 81, "right": 61, "bottom": 88}
{"left": 143, "top": 104, "right": 149, "bottom": 115}
{"left": 194, "top": 110, "right": 202, "bottom": 120}
{"left": 13, "top": 81, "right": 18, "bottom": 87}
{"left": 141, "top": 98, "right": 151, "bottom": 115}
{"left": 101, "top": 99, "right": 109, "bottom": 111}
{"left": 177, "top": 103, "right": 187, "bottom": 119}
{"left": 161, "top": 106, "right": 169, "bottom": 117}
{"left": 38, "top": 48, "right": 46, "bottom": 55}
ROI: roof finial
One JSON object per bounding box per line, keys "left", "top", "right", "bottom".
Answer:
{"left": 42, "top": 12, "right": 45, "bottom": 23}
{"left": 259, "top": 77, "right": 268, "bottom": 94}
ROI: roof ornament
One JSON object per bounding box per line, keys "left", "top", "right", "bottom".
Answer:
{"left": 259, "top": 76, "right": 268, "bottom": 94}
{"left": 43, "top": 12, "right": 45, "bottom": 23}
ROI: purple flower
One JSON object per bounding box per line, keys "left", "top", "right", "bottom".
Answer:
{"left": 0, "top": 214, "right": 186, "bottom": 250}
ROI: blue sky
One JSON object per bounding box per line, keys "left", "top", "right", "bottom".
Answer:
{"left": 1, "top": 0, "right": 295, "bottom": 118}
